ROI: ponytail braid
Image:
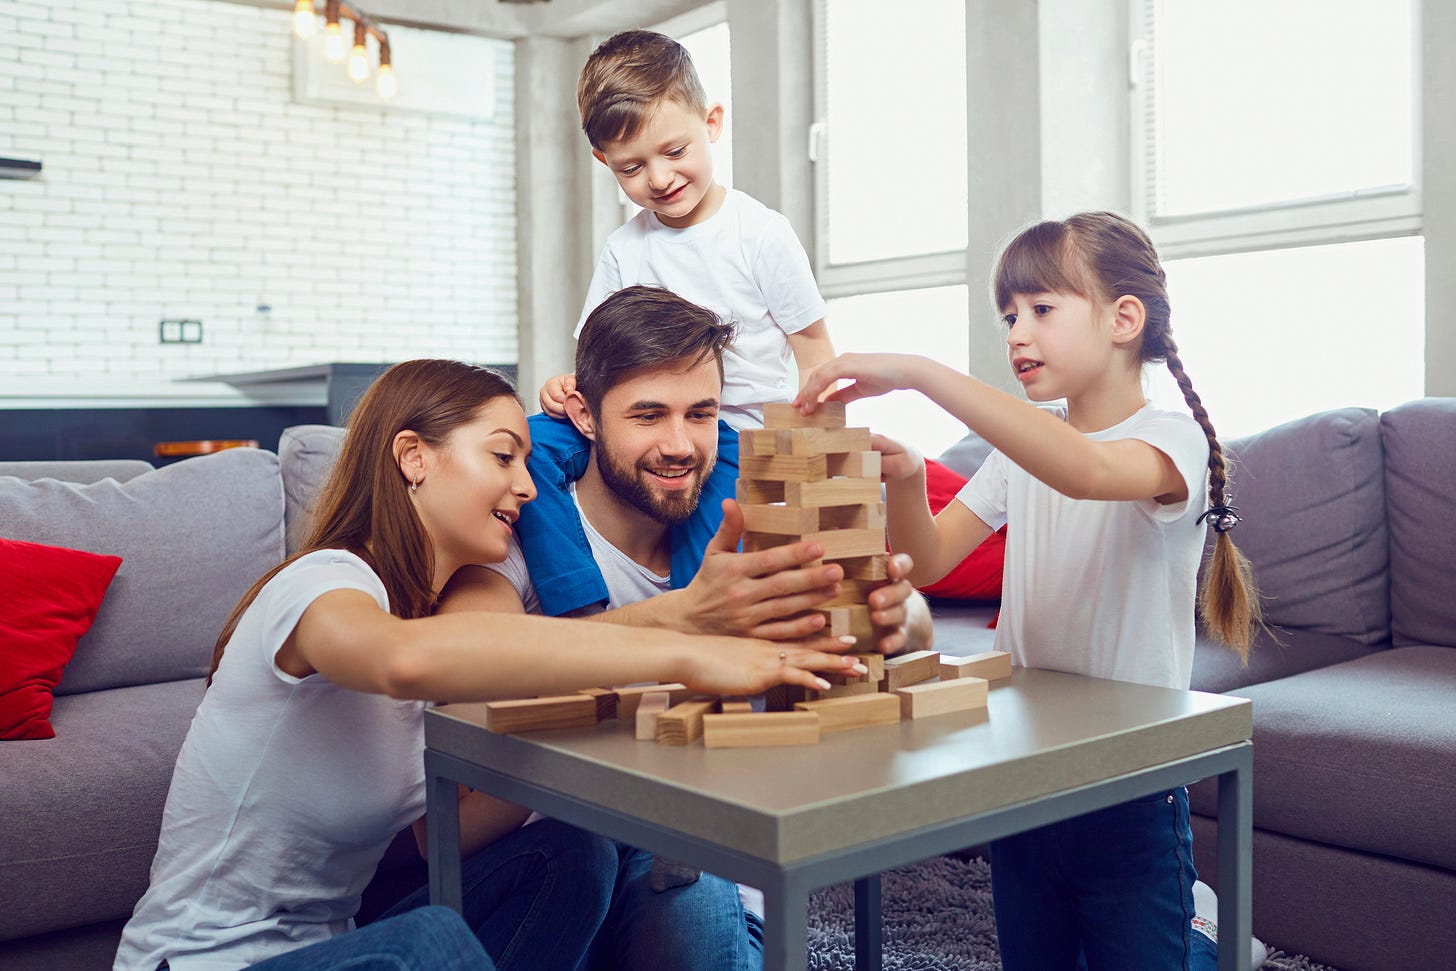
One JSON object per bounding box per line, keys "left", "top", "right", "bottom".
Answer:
{"left": 1164, "top": 338, "right": 1261, "bottom": 662}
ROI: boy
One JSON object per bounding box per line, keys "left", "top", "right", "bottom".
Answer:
{"left": 521, "top": 29, "right": 837, "bottom": 618}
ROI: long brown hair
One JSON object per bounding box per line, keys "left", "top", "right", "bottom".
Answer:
{"left": 206, "top": 360, "right": 519, "bottom": 684}
{"left": 994, "top": 211, "right": 1262, "bottom": 663}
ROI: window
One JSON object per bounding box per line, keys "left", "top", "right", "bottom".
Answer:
{"left": 814, "top": 0, "right": 967, "bottom": 292}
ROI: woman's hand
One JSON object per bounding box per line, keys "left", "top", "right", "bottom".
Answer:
{"left": 677, "top": 635, "right": 865, "bottom": 698}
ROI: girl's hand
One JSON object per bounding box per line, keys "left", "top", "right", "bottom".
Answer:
{"left": 679, "top": 635, "right": 866, "bottom": 698}
{"left": 792, "top": 353, "right": 929, "bottom": 413}
{"left": 872, "top": 433, "right": 924, "bottom": 483}
{"left": 538, "top": 373, "right": 577, "bottom": 419}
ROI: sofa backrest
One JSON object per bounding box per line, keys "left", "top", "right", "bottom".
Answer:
{"left": 1381, "top": 397, "right": 1456, "bottom": 648}
{"left": 278, "top": 424, "right": 346, "bottom": 555}
{"left": 0, "top": 448, "right": 286, "bottom": 694}
{"left": 1210, "top": 407, "right": 1390, "bottom": 646}
{"left": 0, "top": 459, "right": 154, "bottom": 485}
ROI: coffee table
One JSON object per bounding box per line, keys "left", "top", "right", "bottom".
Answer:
{"left": 424, "top": 667, "right": 1253, "bottom": 971}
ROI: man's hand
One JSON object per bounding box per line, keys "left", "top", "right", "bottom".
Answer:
{"left": 538, "top": 372, "right": 577, "bottom": 419}
{"left": 677, "top": 499, "right": 847, "bottom": 640}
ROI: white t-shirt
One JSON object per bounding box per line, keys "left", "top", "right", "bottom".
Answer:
{"left": 576, "top": 188, "right": 828, "bottom": 430}
{"left": 955, "top": 405, "right": 1210, "bottom": 690}
{"left": 115, "top": 550, "right": 429, "bottom": 971}
{"left": 488, "top": 484, "right": 671, "bottom": 615}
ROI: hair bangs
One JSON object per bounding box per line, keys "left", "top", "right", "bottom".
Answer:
{"left": 993, "top": 221, "right": 1096, "bottom": 312}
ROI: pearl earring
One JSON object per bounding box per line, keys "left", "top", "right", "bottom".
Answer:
{"left": 409, "top": 476, "right": 420, "bottom": 494}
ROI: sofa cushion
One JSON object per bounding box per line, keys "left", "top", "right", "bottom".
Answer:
{"left": 1188, "top": 646, "right": 1456, "bottom": 873}
{"left": 0, "top": 538, "right": 122, "bottom": 739}
{"left": 0, "top": 678, "right": 205, "bottom": 940}
{"left": 0, "top": 448, "right": 284, "bottom": 694}
{"left": 278, "top": 424, "right": 345, "bottom": 555}
{"left": 1211, "top": 407, "right": 1389, "bottom": 645}
{"left": 1190, "top": 627, "right": 1378, "bottom": 695}
{"left": 1381, "top": 397, "right": 1456, "bottom": 648}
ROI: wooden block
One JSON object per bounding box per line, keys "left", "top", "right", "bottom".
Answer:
{"left": 719, "top": 698, "right": 754, "bottom": 714}
{"left": 763, "top": 401, "right": 846, "bottom": 429}
{"left": 834, "top": 553, "right": 890, "bottom": 580}
{"left": 779, "top": 426, "right": 872, "bottom": 456}
{"left": 803, "top": 528, "right": 885, "bottom": 560}
{"left": 485, "top": 695, "right": 598, "bottom": 734}
{"left": 736, "top": 478, "right": 785, "bottom": 505}
{"left": 856, "top": 652, "right": 885, "bottom": 683}
{"left": 702, "top": 711, "right": 821, "bottom": 748}
{"left": 823, "top": 577, "right": 892, "bottom": 607}
{"left": 740, "top": 503, "right": 820, "bottom": 535}
{"left": 940, "top": 651, "right": 1012, "bottom": 682}
{"left": 881, "top": 650, "right": 941, "bottom": 690}
{"left": 806, "top": 679, "right": 879, "bottom": 701}
{"left": 795, "top": 692, "right": 901, "bottom": 732}
{"left": 656, "top": 697, "right": 718, "bottom": 745}
{"left": 785, "top": 478, "right": 882, "bottom": 508}
{"left": 826, "top": 451, "right": 882, "bottom": 479}
{"left": 635, "top": 691, "right": 671, "bottom": 740}
{"left": 816, "top": 604, "right": 874, "bottom": 643}
{"left": 615, "top": 683, "right": 691, "bottom": 719}
{"left": 577, "top": 687, "right": 618, "bottom": 721}
{"left": 740, "top": 453, "right": 828, "bottom": 483}
{"left": 895, "top": 676, "right": 989, "bottom": 719}
{"left": 742, "top": 531, "right": 794, "bottom": 553}
{"left": 818, "top": 502, "right": 885, "bottom": 531}
{"left": 738, "top": 428, "right": 780, "bottom": 457}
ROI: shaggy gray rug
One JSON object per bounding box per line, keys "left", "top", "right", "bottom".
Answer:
{"left": 805, "top": 854, "right": 1340, "bottom": 970}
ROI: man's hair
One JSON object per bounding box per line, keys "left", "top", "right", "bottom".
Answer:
{"left": 575, "top": 285, "right": 734, "bottom": 415}
{"left": 577, "top": 29, "right": 707, "bottom": 151}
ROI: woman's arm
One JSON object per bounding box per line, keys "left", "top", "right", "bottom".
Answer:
{"left": 277, "top": 589, "right": 863, "bottom": 703}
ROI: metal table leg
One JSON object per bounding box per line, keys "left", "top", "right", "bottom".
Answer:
{"left": 1216, "top": 745, "right": 1253, "bottom": 971}
{"left": 854, "top": 874, "right": 883, "bottom": 971}
{"left": 425, "top": 752, "right": 463, "bottom": 911}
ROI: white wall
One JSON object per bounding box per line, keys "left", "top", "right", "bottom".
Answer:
{"left": 0, "top": 0, "right": 518, "bottom": 382}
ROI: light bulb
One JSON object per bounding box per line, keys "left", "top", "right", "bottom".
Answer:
{"left": 348, "top": 45, "right": 370, "bottom": 83}
{"left": 323, "top": 22, "right": 346, "bottom": 61}
{"left": 292, "top": 1, "right": 316, "bottom": 39}
{"left": 376, "top": 64, "right": 397, "bottom": 98}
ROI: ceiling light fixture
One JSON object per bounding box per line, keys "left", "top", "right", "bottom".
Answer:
{"left": 292, "top": 1, "right": 396, "bottom": 97}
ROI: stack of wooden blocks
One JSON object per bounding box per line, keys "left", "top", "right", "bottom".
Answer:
{"left": 477, "top": 401, "right": 1011, "bottom": 749}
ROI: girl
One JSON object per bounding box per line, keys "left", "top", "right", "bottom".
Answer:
{"left": 793, "top": 212, "right": 1261, "bottom": 970}
{"left": 115, "top": 359, "right": 863, "bottom": 971}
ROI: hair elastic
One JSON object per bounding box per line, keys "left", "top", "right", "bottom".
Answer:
{"left": 1197, "top": 500, "right": 1241, "bottom": 534}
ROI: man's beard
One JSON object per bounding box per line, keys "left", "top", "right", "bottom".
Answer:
{"left": 595, "top": 434, "right": 714, "bottom": 526}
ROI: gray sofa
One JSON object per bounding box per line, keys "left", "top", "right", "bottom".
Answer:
{"left": 932, "top": 398, "right": 1456, "bottom": 971}
{"left": 0, "top": 428, "right": 422, "bottom": 970}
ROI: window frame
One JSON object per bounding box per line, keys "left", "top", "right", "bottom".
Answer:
{"left": 1128, "top": 0, "right": 1425, "bottom": 261}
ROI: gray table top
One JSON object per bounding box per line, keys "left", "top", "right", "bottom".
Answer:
{"left": 426, "top": 667, "right": 1251, "bottom": 865}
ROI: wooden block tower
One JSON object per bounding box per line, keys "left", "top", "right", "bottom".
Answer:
{"left": 739, "top": 402, "right": 891, "bottom": 704}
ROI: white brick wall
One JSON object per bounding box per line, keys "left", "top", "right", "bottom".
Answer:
{"left": 0, "top": 0, "right": 517, "bottom": 381}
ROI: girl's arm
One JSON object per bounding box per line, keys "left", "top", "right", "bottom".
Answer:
{"left": 874, "top": 434, "right": 996, "bottom": 586}
{"left": 786, "top": 320, "right": 836, "bottom": 386}
{"left": 277, "top": 589, "right": 863, "bottom": 702}
{"left": 796, "top": 354, "right": 1185, "bottom": 504}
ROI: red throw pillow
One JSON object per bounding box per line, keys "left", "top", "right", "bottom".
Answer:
{"left": 919, "top": 458, "right": 1006, "bottom": 602}
{"left": 0, "top": 537, "right": 122, "bottom": 740}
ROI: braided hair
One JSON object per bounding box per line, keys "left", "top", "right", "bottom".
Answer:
{"left": 994, "top": 211, "right": 1261, "bottom": 662}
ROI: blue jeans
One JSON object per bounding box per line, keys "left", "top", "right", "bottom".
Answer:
{"left": 246, "top": 906, "right": 494, "bottom": 970}
{"left": 584, "top": 842, "right": 763, "bottom": 971}
{"left": 382, "top": 819, "right": 619, "bottom": 971}
{"left": 990, "top": 787, "right": 1215, "bottom": 971}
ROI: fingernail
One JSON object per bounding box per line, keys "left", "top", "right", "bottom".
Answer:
{"left": 814, "top": 678, "right": 831, "bottom": 690}
{"left": 852, "top": 662, "right": 868, "bottom": 674}
{"left": 838, "top": 635, "right": 857, "bottom": 645}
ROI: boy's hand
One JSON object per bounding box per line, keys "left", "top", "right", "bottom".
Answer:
{"left": 538, "top": 373, "right": 577, "bottom": 418}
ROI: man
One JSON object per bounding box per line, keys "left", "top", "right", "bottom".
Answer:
{"left": 439, "top": 285, "right": 932, "bottom": 969}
